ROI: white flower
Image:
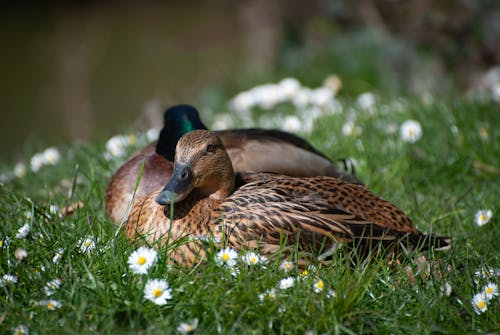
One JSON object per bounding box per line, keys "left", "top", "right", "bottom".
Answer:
{"left": 282, "top": 115, "right": 302, "bottom": 133}
{"left": 16, "top": 224, "right": 30, "bottom": 239}
{"left": 474, "top": 266, "right": 499, "bottom": 282}
{"left": 341, "top": 120, "right": 361, "bottom": 137}
{"left": 323, "top": 74, "right": 342, "bottom": 95}
{"left": 44, "top": 278, "right": 62, "bottom": 296}
{"left": 278, "top": 277, "right": 295, "bottom": 290}
{"left": 128, "top": 246, "right": 158, "bottom": 274}
{"left": 230, "top": 91, "right": 254, "bottom": 114}
{"left": 38, "top": 299, "right": 62, "bottom": 310}
{"left": 105, "top": 135, "right": 129, "bottom": 158}
{"left": 471, "top": 292, "right": 488, "bottom": 314}
{"left": 241, "top": 252, "right": 267, "bottom": 266}
{"left": 212, "top": 113, "right": 234, "bottom": 130}
{"left": 0, "top": 274, "right": 18, "bottom": 286}
{"left": 216, "top": 247, "right": 238, "bottom": 267}
{"left": 24, "top": 211, "right": 33, "bottom": 220}
{"left": 30, "top": 152, "right": 45, "bottom": 172}
{"left": 13, "top": 163, "right": 26, "bottom": 178}
{"left": 144, "top": 279, "right": 172, "bottom": 306}
{"left": 258, "top": 288, "right": 277, "bottom": 301}
{"left": 483, "top": 282, "right": 498, "bottom": 300}
{"left": 12, "top": 324, "right": 29, "bottom": 335}
{"left": 177, "top": 318, "right": 199, "bottom": 334}
{"left": 313, "top": 279, "right": 325, "bottom": 293}
{"left": 14, "top": 248, "right": 28, "bottom": 261}
{"left": 279, "top": 260, "right": 294, "bottom": 272}
{"left": 43, "top": 147, "right": 61, "bottom": 165}
{"left": 79, "top": 236, "right": 96, "bottom": 254}
{"left": 291, "top": 88, "right": 312, "bottom": 108}
{"left": 52, "top": 248, "right": 64, "bottom": 263}
{"left": 145, "top": 128, "right": 159, "bottom": 142}
{"left": 357, "top": 92, "right": 376, "bottom": 112}
{"left": 278, "top": 77, "right": 301, "bottom": 99}
{"left": 400, "top": 120, "right": 422, "bottom": 143}
{"left": 310, "top": 87, "right": 334, "bottom": 107}
{"left": 474, "top": 209, "right": 492, "bottom": 226}
{"left": 252, "top": 84, "right": 282, "bottom": 109}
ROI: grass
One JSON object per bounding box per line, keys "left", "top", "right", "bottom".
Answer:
{"left": 0, "top": 92, "right": 498, "bottom": 334}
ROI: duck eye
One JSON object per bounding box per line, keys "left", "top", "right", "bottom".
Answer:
{"left": 206, "top": 144, "right": 215, "bottom": 153}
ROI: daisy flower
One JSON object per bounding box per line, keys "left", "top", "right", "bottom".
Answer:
{"left": 279, "top": 260, "right": 294, "bottom": 272}
{"left": 483, "top": 282, "right": 498, "bottom": 300}
{"left": 14, "top": 248, "right": 28, "bottom": 261}
{"left": 282, "top": 115, "right": 302, "bottom": 133}
{"left": 105, "top": 135, "right": 130, "bottom": 158}
{"left": 313, "top": 279, "right": 325, "bottom": 293}
{"left": 258, "top": 288, "right": 277, "bottom": 302}
{"left": 15, "top": 223, "right": 30, "bottom": 239}
{"left": 43, "top": 147, "right": 61, "bottom": 165}
{"left": 216, "top": 247, "right": 238, "bottom": 267}
{"left": 474, "top": 209, "right": 492, "bottom": 226}
{"left": 128, "top": 246, "right": 158, "bottom": 274}
{"left": 38, "top": 299, "right": 63, "bottom": 310}
{"left": 400, "top": 120, "right": 422, "bottom": 143}
{"left": 13, "top": 162, "right": 27, "bottom": 178}
{"left": 44, "top": 278, "right": 62, "bottom": 296}
{"left": 12, "top": 325, "right": 29, "bottom": 335}
{"left": 52, "top": 248, "right": 64, "bottom": 263}
{"left": 241, "top": 252, "right": 267, "bottom": 266}
{"left": 357, "top": 92, "right": 376, "bottom": 112}
{"left": 79, "top": 236, "right": 96, "bottom": 254}
{"left": 177, "top": 318, "right": 199, "bottom": 334}
{"left": 1, "top": 274, "right": 18, "bottom": 286}
{"left": 145, "top": 128, "right": 160, "bottom": 142}
{"left": 144, "top": 279, "right": 172, "bottom": 306}
{"left": 278, "top": 277, "right": 295, "bottom": 290}
{"left": 471, "top": 293, "right": 487, "bottom": 314}
{"left": 30, "top": 152, "right": 45, "bottom": 172}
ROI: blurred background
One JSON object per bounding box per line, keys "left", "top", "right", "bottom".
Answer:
{"left": 1, "top": 0, "right": 499, "bottom": 162}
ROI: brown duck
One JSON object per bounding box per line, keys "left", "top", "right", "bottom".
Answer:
{"left": 106, "top": 105, "right": 360, "bottom": 223}
{"left": 126, "top": 130, "right": 450, "bottom": 266}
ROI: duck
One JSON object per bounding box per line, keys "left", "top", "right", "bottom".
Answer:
{"left": 125, "top": 130, "right": 450, "bottom": 266}
{"left": 106, "top": 104, "right": 361, "bottom": 223}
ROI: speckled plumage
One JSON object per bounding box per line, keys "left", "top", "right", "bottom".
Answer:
{"left": 106, "top": 105, "right": 360, "bottom": 223}
{"left": 126, "top": 130, "right": 450, "bottom": 266}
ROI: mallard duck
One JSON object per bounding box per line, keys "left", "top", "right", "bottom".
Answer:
{"left": 126, "top": 130, "right": 450, "bottom": 266}
{"left": 106, "top": 105, "right": 360, "bottom": 223}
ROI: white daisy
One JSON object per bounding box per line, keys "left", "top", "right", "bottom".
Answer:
{"left": 278, "top": 77, "right": 301, "bottom": 99}
{"left": 79, "top": 236, "right": 96, "bottom": 254}
{"left": 145, "top": 128, "right": 160, "bottom": 142}
{"left": 483, "top": 282, "right": 498, "bottom": 300}
{"left": 144, "top": 279, "right": 172, "bottom": 306}
{"left": 0, "top": 274, "right": 18, "bottom": 286}
{"left": 282, "top": 115, "right": 302, "bottom": 132}
{"left": 13, "top": 162, "right": 27, "bottom": 178}
{"left": 279, "top": 260, "right": 294, "bottom": 272}
{"left": 400, "top": 120, "right": 423, "bottom": 143}
{"left": 474, "top": 209, "right": 492, "bottom": 226}
{"left": 37, "top": 299, "right": 62, "bottom": 310}
{"left": 105, "top": 135, "right": 129, "bottom": 158}
{"left": 313, "top": 279, "right": 325, "bottom": 293}
{"left": 357, "top": 92, "right": 376, "bottom": 112}
{"left": 43, "top": 147, "right": 61, "bottom": 165}
{"left": 177, "top": 318, "right": 199, "bottom": 334}
{"left": 258, "top": 288, "right": 277, "bottom": 302}
{"left": 241, "top": 252, "right": 267, "bottom": 266}
{"left": 128, "top": 246, "right": 158, "bottom": 274}
{"left": 471, "top": 292, "right": 488, "bottom": 314}
{"left": 216, "top": 247, "right": 238, "bottom": 267}
{"left": 12, "top": 324, "right": 29, "bottom": 335}
{"left": 14, "top": 248, "right": 28, "bottom": 261}
{"left": 278, "top": 277, "right": 295, "bottom": 290}
{"left": 310, "top": 87, "right": 334, "bottom": 107}
{"left": 341, "top": 120, "right": 361, "bottom": 137}
{"left": 291, "top": 88, "right": 312, "bottom": 108}
{"left": 30, "top": 152, "right": 45, "bottom": 172}
{"left": 15, "top": 223, "right": 30, "bottom": 239}
{"left": 44, "top": 278, "right": 62, "bottom": 296}
{"left": 52, "top": 248, "right": 64, "bottom": 263}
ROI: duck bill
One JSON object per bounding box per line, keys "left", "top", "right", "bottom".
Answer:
{"left": 155, "top": 163, "right": 194, "bottom": 205}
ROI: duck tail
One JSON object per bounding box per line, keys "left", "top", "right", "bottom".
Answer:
{"left": 417, "top": 233, "right": 452, "bottom": 251}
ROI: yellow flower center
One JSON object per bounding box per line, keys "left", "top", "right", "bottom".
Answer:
{"left": 221, "top": 253, "right": 230, "bottom": 261}
{"left": 408, "top": 129, "right": 415, "bottom": 137}
{"left": 250, "top": 257, "right": 257, "bottom": 264}
{"left": 153, "top": 288, "right": 163, "bottom": 298}
{"left": 480, "top": 214, "right": 486, "bottom": 222}
{"left": 316, "top": 280, "right": 324, "bottom": 289}
{"left": 285, "top": 263, "right": 292, "bottom": 270}
{"left": 486, "top": 287, "right": 493, "bottom": 294}
{"left": 479, "top": 128, "right": 488, "bottom": 138}
{"left": 137, "top": 256, "right": 147, "bottom": 265}
{"left": 301, "top": 270, "right": 309, "bottom": 276}
{"left": 476, "top": 301, "right": 485, "bottom": 309}
{"left": 0, "top": 240, "right": 3, "bottom": 247}
{"left": 47, "top": 302, "right": 55, "bottom": 310}
{"left": 85, "top": 241, "right": 91, "bottom": 247}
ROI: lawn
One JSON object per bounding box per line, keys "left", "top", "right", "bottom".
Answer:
{"left": 1, "top": 79, "right": 498, "bottom": 334}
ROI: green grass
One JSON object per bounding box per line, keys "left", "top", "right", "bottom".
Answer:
{"left": 1, "top": 94, "right": 498, "bottom": 334}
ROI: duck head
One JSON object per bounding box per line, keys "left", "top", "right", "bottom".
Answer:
{"left": 156, "top": 105, "right": 208, "bottom": 161}
{"left": 156, "top": 130, "right": 235, "bottom": 205}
